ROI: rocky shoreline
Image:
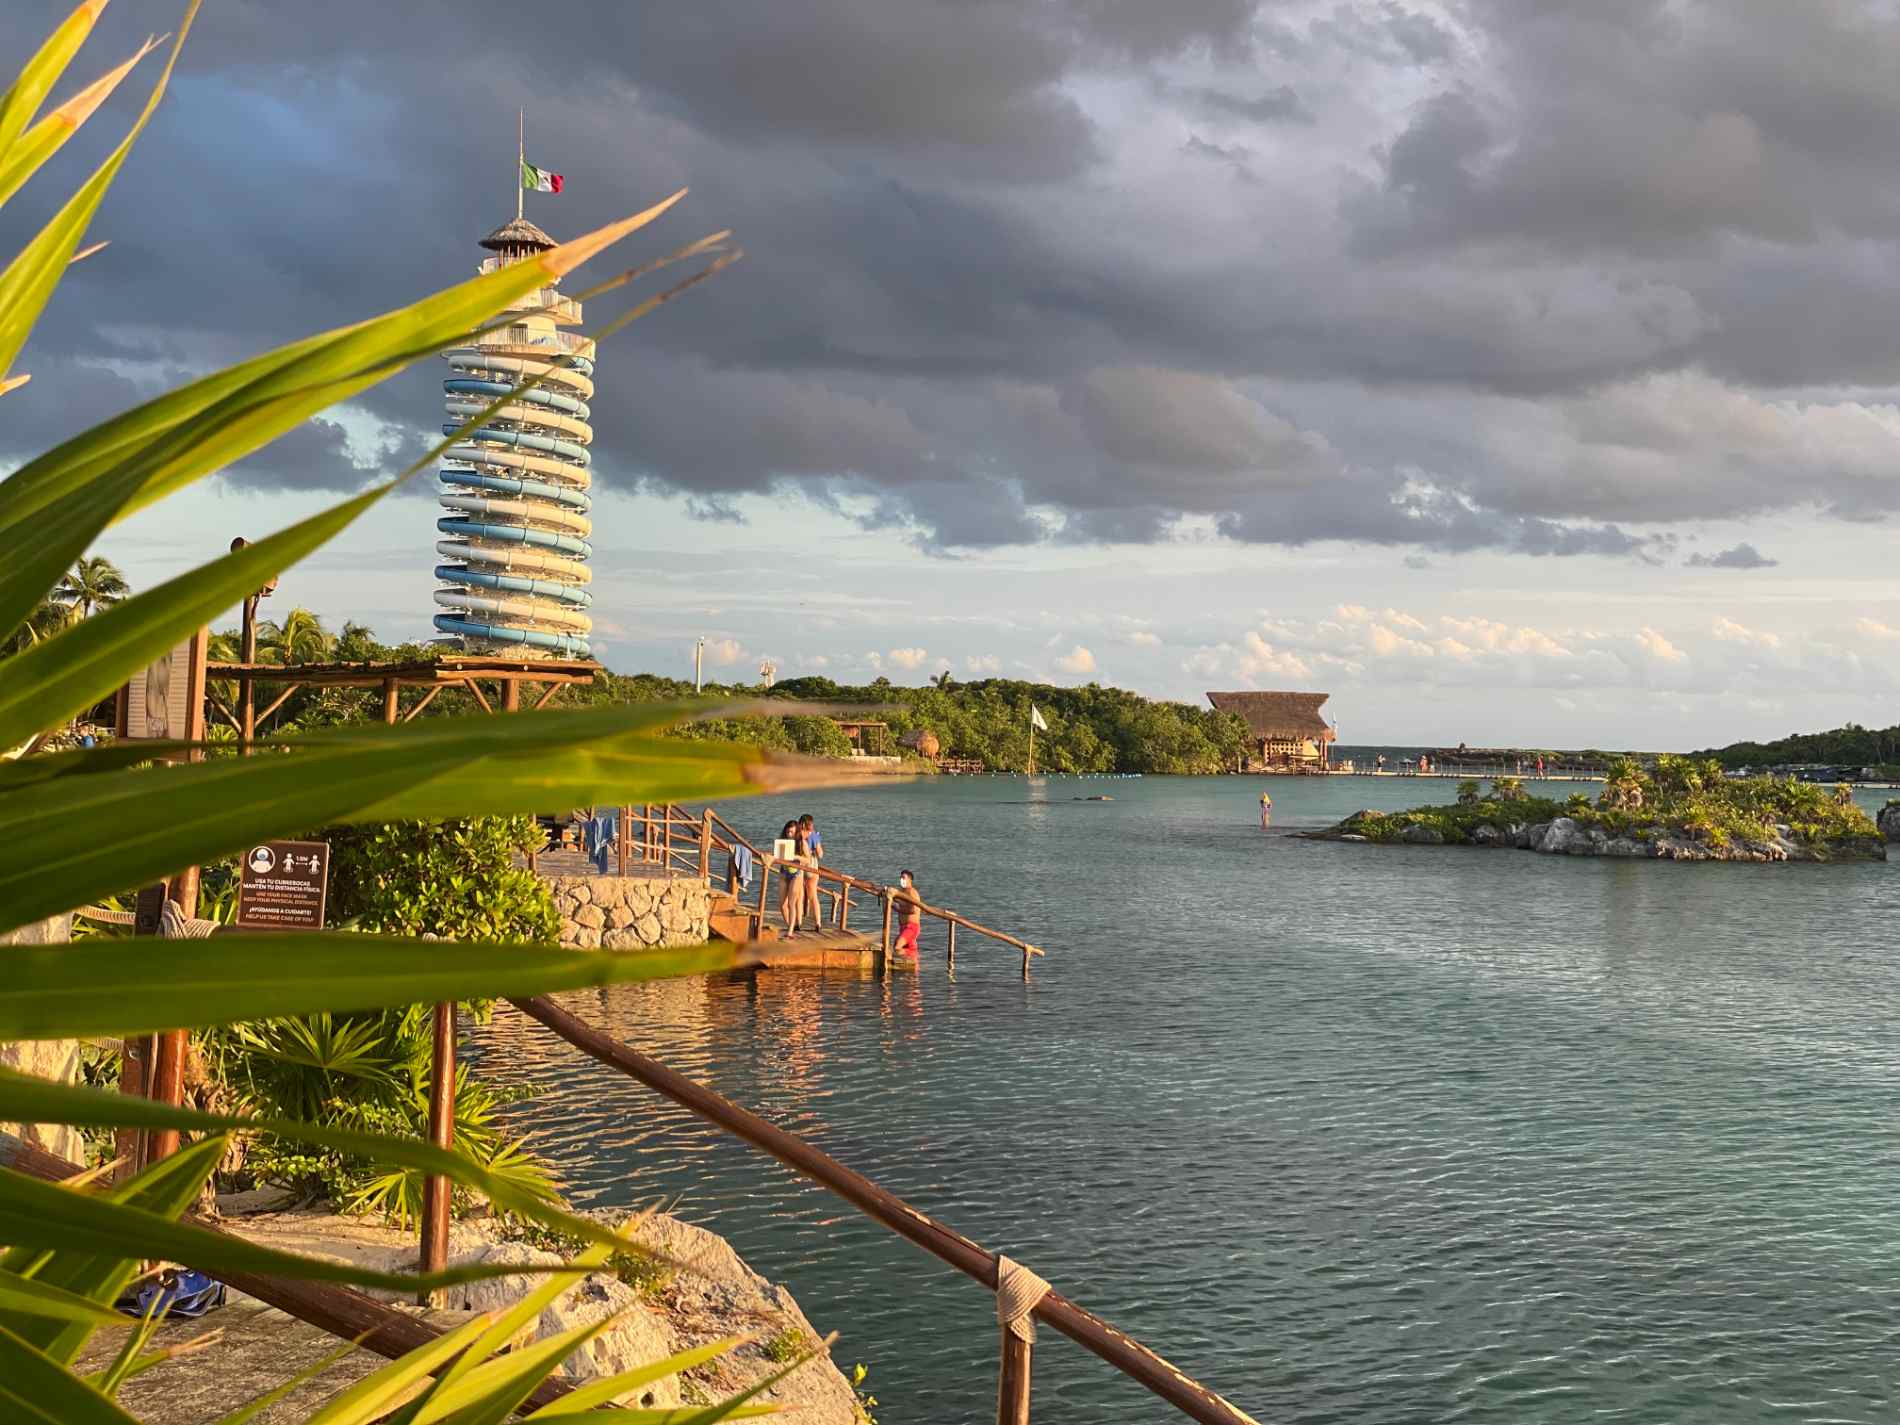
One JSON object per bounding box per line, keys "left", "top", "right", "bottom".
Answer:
{"left": 1881, "top": 802, "right": 1900, "bottom": 843}
{"left": 1304, "top": 814, "right": 1887, "bottom": 862}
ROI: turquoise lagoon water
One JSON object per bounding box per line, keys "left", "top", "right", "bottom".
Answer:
{"left": 473, "top": 775, "right": 1900, "bottom": 1423}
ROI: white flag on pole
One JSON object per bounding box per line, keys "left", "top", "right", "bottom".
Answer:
{"left": 1029, "top": 705, "right": 1048, "bottom": 731}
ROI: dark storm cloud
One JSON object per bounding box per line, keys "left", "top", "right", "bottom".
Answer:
{"left": 7, "top": 0, "right": 1900, "bottom": 559}
{"left": 1687, "top": 543, "right": 1778, "bottom": 570}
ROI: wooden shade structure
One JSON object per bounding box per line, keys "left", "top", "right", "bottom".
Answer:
{"left": 1206, "top": 690, "right": 1336, "bottom": 771}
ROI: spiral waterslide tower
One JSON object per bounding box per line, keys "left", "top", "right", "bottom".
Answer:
{"left": 433, "top": 218, "right": 595, "bottom": 658}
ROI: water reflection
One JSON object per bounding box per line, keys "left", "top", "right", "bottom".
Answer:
{"left": 471, "top": 775, "right": 1900, "bottom": 1425}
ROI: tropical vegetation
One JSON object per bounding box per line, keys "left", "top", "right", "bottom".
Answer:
{"left": 0, "top": 3, "right": 797, "bottom": 1418}
{"left": 1690, "top": 720, "right": 1900, "bottom": 778}
{"left": 1327, "top": 756, "right": 1882, "bottom": 855}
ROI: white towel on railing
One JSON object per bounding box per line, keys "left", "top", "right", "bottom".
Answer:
{"left": 995, "top": 1254, "right": 1051, "bottom": 1344}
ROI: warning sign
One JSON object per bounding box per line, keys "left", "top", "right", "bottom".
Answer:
{"left": 235, "top": 840, "right": 330, "bottom": 932}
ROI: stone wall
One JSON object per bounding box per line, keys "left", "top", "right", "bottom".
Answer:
{"left": 547, "top": 874, "right": 711, "bottom": 950}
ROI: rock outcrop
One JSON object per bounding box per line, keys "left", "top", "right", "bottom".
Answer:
{"left": 546, "top": 874, "right": 712, "bottom": 950}
{"left": 214, "top": 1208, "right": 859, "bottom": 1422}
{"left": 1880, "top": 803, "right": 1900, "bottom": 843}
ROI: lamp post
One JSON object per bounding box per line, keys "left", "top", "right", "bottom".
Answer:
{"left": 229, "top": 537, "right": 277, "bottom": 751}
{"left": 694, "top": 636, "right": 705, "bottom": 693}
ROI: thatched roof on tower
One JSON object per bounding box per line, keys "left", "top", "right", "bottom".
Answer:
{"left": 1206, "top": 691, "right": 1335, "bottom": 742}
{"left": 480, "top": 217, "right": 557, "bottom": 253}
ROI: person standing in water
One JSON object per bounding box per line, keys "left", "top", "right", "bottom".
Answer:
{"left": 1259, "top": 790, "right": 1273, "bottom": 828}
{"left": 893, "top": 870, "right": 923, "bottom": 959}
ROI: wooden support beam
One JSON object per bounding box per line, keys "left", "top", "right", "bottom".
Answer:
{"left": 461, "top": 680, "right": 494, "bottom": 715}
{"left": 419, "top": 1002, "right": 455, "bottom": 1295}
{"left": 699, "top": 809, "right": 713, "bottom": 882}
{"left": 254, "top": 681, "right": 304, "bottom": 728}
{"left": 0, "top": 1133, "right": 576, "bottom": 1412}
{"left": 998, "top": 1329, "right": 1034, "bottom": 1425}
{"left": 381, "top": 678, "right": 400, "bottom": 726}
{"left": 401, "top": 686, "right": 443, "bottom": 723}
{"left": 501, "top": 678, "right": 521, "bottom": 714}
{"left": 532, "top": 681, "right": 563, "bottom": 712}
{"left": 947, "top": 921, "right": 957, "bottom": 979}
{"left": 881, "top": 890, "right": 895, "bottom": 969}
{"left": 755, "top": 857, "right": 771, "bottom": 938}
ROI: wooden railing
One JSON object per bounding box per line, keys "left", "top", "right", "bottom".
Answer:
{"left": 536, "top": 802, "right": 1045, "bottom": 978}
{"left": 510, "top": 994, "right": 1257, "bottom": 1425}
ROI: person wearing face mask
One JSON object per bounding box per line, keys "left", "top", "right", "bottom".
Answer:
{"left": 892, "top": 869, "right": 922, "bottom": 959}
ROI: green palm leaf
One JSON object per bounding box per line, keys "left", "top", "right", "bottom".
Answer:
{"left": 0, "top": 938, "right": 750, "bottom": 1041}
{"left": 0, "top": 0, "right": 108, "bottom": 161}
{"left": 0, "top": 1271, "right": 133, "bottom": 1331}
{"left": 0, "top": 1167, "right": 575, "bottom": 1296}
{"left": 0, "top": 1068, "right": 690, "bottom": 1257}
{"left": 0, "top": 35, "right": 161, "bottom": 211}
{"left": 0, "top": 704, "right": 826, "bottom": 934}
{"left": 0, "top": 1320, "right": 141, "bottom": 1425}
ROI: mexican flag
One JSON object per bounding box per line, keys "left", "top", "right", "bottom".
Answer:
{"left": 521, "top": 161, "right": 564, "bottom": 194}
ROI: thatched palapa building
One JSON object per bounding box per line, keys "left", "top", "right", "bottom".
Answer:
{"left": 1206, "top": 691, "right": 1336, "bottom": 771}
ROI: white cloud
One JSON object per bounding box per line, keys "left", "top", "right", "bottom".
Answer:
{"left": 965, "top": 653, "right": 1003, "bottom": 673}
{"left": 1438, "top": 615, "right": 1571, "bottom": 658}
{"left": 1128, "top": 630, "right": 1162, "bottom": 648}
{"left": 1635, "top": 627, "right": 1687, "bottom": 663}
{"left": 1856, "top": 618, "right": 1900, "bottom": 641}
{"left": 1237, "top": 631, "right": 1313, "bottom": 682}
{"left": 705, "top": 638, "right": 744, "bottom": 665}
{"left": 1367, "top": 623, "right": 1434, "bottom": 658}
{"left": 1054, "top": 644, "right": 1097, "bottom": 675}
{"left": 1711, "top": 615, "right": 1781, "bottom": 649}
{"left": 887, "top": 647, "right": 929, "bottom": 670}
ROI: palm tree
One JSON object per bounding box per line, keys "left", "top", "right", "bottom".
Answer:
{"left": 55, "top": 555, "right": 129, "bottom": 619}
{"left": 260, "top": 607, "right": 333, "bottom": 665}
{"left": 933, "top": 670, "right": 955, "bottom": 690}
{"left": 2, "top": 597, "right": 70, "bottom": 656}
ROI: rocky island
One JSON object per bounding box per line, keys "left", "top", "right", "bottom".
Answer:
{"left": 1306, "top": 758, "right": 1888, "bottom": 863}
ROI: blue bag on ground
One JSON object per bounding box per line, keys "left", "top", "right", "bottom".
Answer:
{"left": 115, "top": 1267, "right": 226, "bottom": 1320}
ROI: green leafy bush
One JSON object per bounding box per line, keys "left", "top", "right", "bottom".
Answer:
{"left": 325, "top": 816, "right": 559, "bottom": 943}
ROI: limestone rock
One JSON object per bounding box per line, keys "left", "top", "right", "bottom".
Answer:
{"left": 636, "top": 913, "right": 663, "bottom": 941}
{"left": 1534, "top": 818, "right": 1584, "bottom": 854}
{"left": 607, "top": 902, "right": 638, "bottom": 930}
{"left": 574, "top": 903, "right": 607, "bottom": 930}
{"left": 602, "top": 930, "right": 645, "bottom": 950}
{"left": 1470, "top": 823, "right": 1505, "bottom": 847}
{"left": 1880, "top": 804, "right": 1900, "bottom": 843}
{"left": 1399, "top": 824, "right": 1444, "bottom": 845}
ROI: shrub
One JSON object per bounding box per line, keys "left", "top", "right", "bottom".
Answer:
{"left": 325, "top": 816, "right": 559, "bottom": 943}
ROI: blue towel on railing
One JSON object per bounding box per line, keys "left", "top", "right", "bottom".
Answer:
{"left": 729, "top": 844, "right": 753, "bottom": 890}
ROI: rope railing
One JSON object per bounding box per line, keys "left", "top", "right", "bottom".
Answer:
{"left": 511, "top": 993, "right": 1258, "bottom": 1425}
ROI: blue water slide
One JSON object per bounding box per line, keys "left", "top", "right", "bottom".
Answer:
{"left": 443, "top": 377, "right": 590, "bottom": 420}
{"left": 435, "top": 564, "right": 592, "bottom": 607}
{"left": 443, "top": 424, "right": 590, "bottom": 467}
{"left": 436, "top": 518, "right": 592, "bottom": 559}
{"left": 437, "top": 468, "right": 591, "bottom": 511}
{"left": 432, "top": 614, "right": 590, "bottom": 657}
{"left": 449, "top": 347, "right": 595, "bottom": 379}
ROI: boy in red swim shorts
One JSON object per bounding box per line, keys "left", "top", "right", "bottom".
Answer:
{"left": 893, "top": 870, "right": 922, "bottom": 958}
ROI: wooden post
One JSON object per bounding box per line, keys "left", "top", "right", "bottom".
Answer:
{"left": 419, "top": 1002, "right": 455, "bottom": 1292}
{"left": 662, "top": 807, "right": 672, "bottom": 871}
{"left": 240, "top": 592, "right": 258, "bottom": 752}
{"left": 1022, "top": 945, "right": 1031, "bottom": 982}
{"left": 643, "top": 803, "right": 654, "bottom": 865}
{"left": 381, "top": 677, "right": 399, "bottom": 726}
{"left": 699, "top": 809, "right": 713, "bottom": 882}
{"left": 997, "top": 1328, "right": 1034, "bottom": 1425}
{"left": 838, "top": 885, "right": 850, "bottom": 933}
{"left": 881, "top": 890, "right": 895, "bottom": 968}
{"left": 947, "top": 921, "right": 957, "bottom": 979}
{"left": 616, "top": 805, "right": 629, "bottom": 878}
{"left": 146, "top": 869, "right": 202, "bottom": 1164}
{"left": 755, "top": 857, "right": 771, "bottom": 937}
{"left": 501, "top": 678, "right": 521, "bottom": 714}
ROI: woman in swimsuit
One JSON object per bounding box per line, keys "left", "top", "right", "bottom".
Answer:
{"left": 777, "top": 819, "right": 806, "bottom": 933}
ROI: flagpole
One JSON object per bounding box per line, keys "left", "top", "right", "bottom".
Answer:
{"left": 516, "top": 109, "right": 524, "bottom": 221}
{"left": 1027, "top": 708, "right": 1036, "bottom": 778}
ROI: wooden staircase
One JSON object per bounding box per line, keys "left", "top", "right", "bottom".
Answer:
{"left": 708, "top": 888, "right": 775, "bottom": 945}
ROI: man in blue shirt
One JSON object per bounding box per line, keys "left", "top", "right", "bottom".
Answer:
{"left": 799, "top": 813, "right": 824, "bottom": 928}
